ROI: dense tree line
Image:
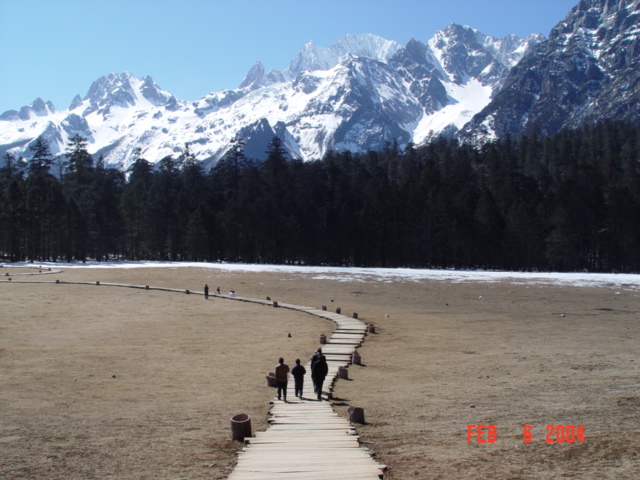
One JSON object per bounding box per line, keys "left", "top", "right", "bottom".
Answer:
{"left": 1, "top": 121, "right": 639, "bottom": 272}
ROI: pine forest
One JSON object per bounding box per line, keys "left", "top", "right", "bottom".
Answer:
{"left": 1, "top": 121, "right": 639, "bottom": 272}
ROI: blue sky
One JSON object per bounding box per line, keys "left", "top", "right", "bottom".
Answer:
{"left": 0, "top": 0, "right": 579, "bottom": 113}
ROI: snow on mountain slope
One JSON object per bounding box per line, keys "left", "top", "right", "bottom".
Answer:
{"left": 0, "top": 30, "right": 543, "bottom": 169}
{"left": 413, "top": 78, "right": 495, "bottom": 141}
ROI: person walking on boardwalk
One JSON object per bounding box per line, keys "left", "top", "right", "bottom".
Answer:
{"left": 310, "top": 348, "right": 322, "bottom": 393}
{"left": 204, "top": 284, "right": 209, "bottom": 300}
{"left": 274, "top": 357, "right": 290, "bottom": 402}
{"left": 291, "top": 359, "right": 306, "bottom": 398}
{"left": 312, "top": 354, "right": 328, "bottom": 401}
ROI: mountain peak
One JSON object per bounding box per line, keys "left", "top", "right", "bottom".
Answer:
{"left": 239, "top": 61, "right": 266, "bottom": 89}
{"left": 332, "top": 33, "right": 402, "bottom": 61}
{"left": 0, "top": 97, "right": 57, "bottom": 121}
{"left": 285, "top": 33, "right": 402, "bottom": 79}
{"left": 83, "top": 72, "right": 137, "bottom": 112}
{"left": 461, "top": 0, "right": 640, "bottom": 142}
{"left": 69, "top": 94, "right": 83, "bottom": 111}
{"left": 81, "top": 72, "right": 177, "bottom": 116}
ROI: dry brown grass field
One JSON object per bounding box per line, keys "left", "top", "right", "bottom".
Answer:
{"left": 1, "top": 264, "right": 639, "bottom": 479}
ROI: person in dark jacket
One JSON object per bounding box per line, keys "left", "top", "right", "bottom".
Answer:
{"left": 310, "top": 348, "right": 322, "bottom": 393}
{"left": 274, "top": 357, "right": 290, "bottom": 402}
{"left": 291, "top": 358, "right": 307, "bottom": 398}
{"left": 311, "top": 354, "right": 328, "bottom": 401}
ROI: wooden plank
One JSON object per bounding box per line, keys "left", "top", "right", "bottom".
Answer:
{"left": 235, "top": 455, "right": 379, "bottom": 463}
{"left": 245, "top": 440, "right": 361, "bottom": 447}
{"left": 229, "top": 472, "right": 374, "bottom": 478}
{"left": 240, "top": 447, "right": 372, "bottom": 452}
{"left": 234, "top": 463, "right": 382, "bottom": 471}
{"left": 268, "top": 414, "right": 347, "bottom": 420}
{"left": 250, "top": 431, "right": 357, "bottom": 438}
{"left": 232, "top": 466, "right": 384, "bottom": 474}
{"left": 248, "top": 432, "right": 356, "bottom": 438}
{"left": 233, "top": 465, "right": 383, "bottom": 473}
{"left": 318, "top": 345, "right": 356, "bottom": 352}
{"left": 269, "top": 414, "right": 343, "bottom": 421}
{"left": 265, "top": 426, "right": 355, "bottom": 432}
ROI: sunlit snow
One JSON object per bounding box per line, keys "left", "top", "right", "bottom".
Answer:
{"left": 413, "top": 78, "right": 493, "bottom": 143}
{"left": 11, "top": 261, "right": 640, "bottom": 291}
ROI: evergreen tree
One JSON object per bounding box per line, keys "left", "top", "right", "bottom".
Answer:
{"left": 147, "top": 156, "right": 180, "bottom": 259}
{"left": 178, "top": 146, "right": 208, "bottom": 260}
{"left": 120, "top": 157, "right": 154, "bottom": 259}
{"left": 260, "top": 136, "right": 292, "bottom": 261}
{"left": 28, "top": 136, "right": 54, "bottom": 176}
{"left": 65, "top": 135, "right": 94, "bottom": 178}
{"left": 93, "top": 155, "right": 125, "bottom": 261}
{"left": 61, "top": 135, "right": 97, "bottom": 261}
{"left": 0, "top": 173, "right": 26, "bottom": 259}
{"left": 1, "top": 152, "right": 26, "bottom": 179}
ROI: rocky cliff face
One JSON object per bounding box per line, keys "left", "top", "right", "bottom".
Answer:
{"left": 461, "top": 0, "right": 640, "bottom": 142}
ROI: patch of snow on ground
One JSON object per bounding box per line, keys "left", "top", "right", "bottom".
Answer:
{"left": 11, "top": 261, "right": 640, "bottom": 291}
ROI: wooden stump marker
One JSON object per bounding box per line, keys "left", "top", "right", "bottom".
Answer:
{"left": 348, "top": 406, "right": 365, "bottom": 424}
{"left": 352, "top": 351, "right": 361, "bottom": 365}
{"left": 231, "top": 413, "right": 252, "bottom": 442}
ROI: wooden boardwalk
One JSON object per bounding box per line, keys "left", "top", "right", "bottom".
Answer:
{"left": 226, "top": 303, "right": 386, "bottom": 480}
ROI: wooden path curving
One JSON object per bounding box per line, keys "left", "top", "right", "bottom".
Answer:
{"left": 0, "top": 270, "right": 385, "bottom": 479}
{"left": 226, "top": 301, "right": 385, "bottom": 480}
{"left": 1, "top": 264, "right": 62, "bottom": 276}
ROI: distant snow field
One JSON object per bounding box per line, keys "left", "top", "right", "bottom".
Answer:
{"left": 10, "top": 261, "right": 640, "bottom": 291}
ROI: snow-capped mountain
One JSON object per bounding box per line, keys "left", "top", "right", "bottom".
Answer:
{"left": 461, "top": 0, "right": 640, "bottom": 142}
{"left": 0, "top": 27, "right": 543, "bottom": 169}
